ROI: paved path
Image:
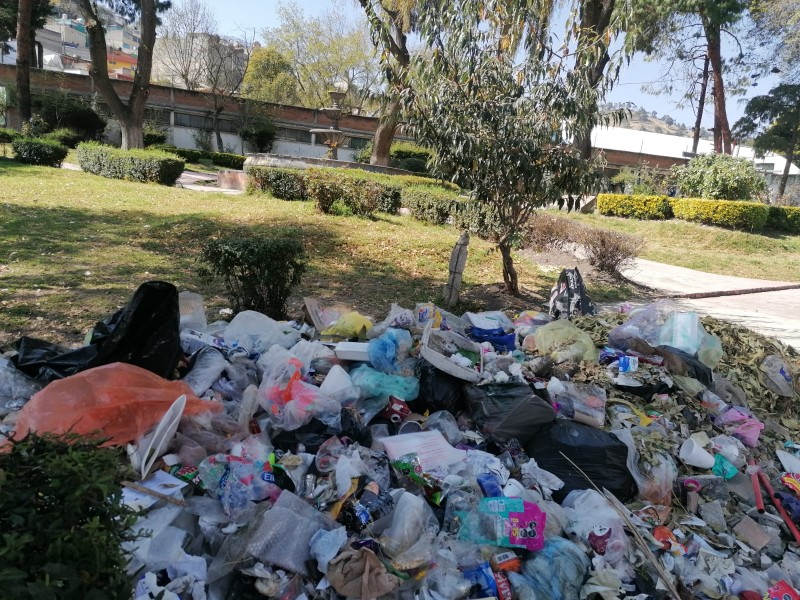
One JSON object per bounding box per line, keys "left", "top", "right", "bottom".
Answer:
{"left": 62, "top": 163, "right": 243, "bottom": 195}
{"left": 618, "top": 259, "right": 800, "bottom": 350}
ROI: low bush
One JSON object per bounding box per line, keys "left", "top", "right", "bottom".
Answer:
{"left": 378, "top": 184, "right": 402, "bottom": 214}
{"left": 402, "top": 185, "right": 459, "bottom": 224}
{"left": 597, "top": 193, "right": 674, "bottom": 220}
{"left": 526, "top": 212, "right": 577, "bottom": 251}
{"left": 147, "top": 144, "right": 245, "bottom": 169}
{"left": 766, "top": 205, "right": 800, "bottom": 234}
{"left": 201, "top": 235, "right": 306, "bottom": 318}
{"left": 76, "top": 142, "right": 185, "bottom": 185}
{"left": 578, "top": 227, "right": 643, "bottom": 276}
{"left": 143, "top": 129, "right": 168, "bottom": 147}
{"left": 212, "top": 152, "right": 246, "bottom": 170}
{"left": 0, "top": 126, "right": 19, "bottom": 144}
{"left": 670, "top": 197, "right": 770, "bottom": 230}
{"left": 671, "top": 153, "right": 768, "bottom": 201}
{"left": 44, "top": 127, "right": 83, "bottom": 148}
{"left": 305, "top": 168, "right": 382, "bottom": 217}
{"left": 12, "top": 137, "right": 68, "bottom": 167}
{"left": 248, "top": 166, "right": 308, "bottom": 200}
{"left": 397, "top": 157, "right": 428, "bottom": 173}
{"left": 0, "top": 433, "right": 137, "bottom": 600}
{"left": 31, "top": 90, "right": 107, "bottom": 140}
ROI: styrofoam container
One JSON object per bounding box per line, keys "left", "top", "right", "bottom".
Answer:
{"left": 420, "top": 322, "right": 484, "bottom": 383}
{"left": 333, "top": 341, "right": 370, "bottom": 362}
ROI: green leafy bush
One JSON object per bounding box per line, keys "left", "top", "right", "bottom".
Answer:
{"left": 31, "top": 90, "right": 106, "bottom": 140}
{"left": 672, "top": 153, "right": 768, "bottom": 201}
{"left": 212, "top": 152, "right": 246, "bottom": 169}
{"left": 248, "top": 166, "right": 308, "bottom": 199}
{"left": 146, "top": 144, "right": 245, "bottom": 170}
{"left": 578, "top": 226, "right": 643, "bottom": 276}
{"left": 402, "top": 185, "right": 459, "bottom": 224}
{"left": 378, "top": 184, "right": 402, "bottom": 214}
{"left": 0, "top": 433, "right": 137, "bottom": 600}
{"left": 305, "top": 169, "right": 380, "bottom": 217}
{"left": 610, "top": 164, "right": 668, "bottom": 195}
{"left": 44, "top": 127, "right": 83, "bottom": 148}
{"left": 398, "top": 157, "right": 428, "bottom": 173}
{"left": 597, "top": 193, "right": 674, "bottom": 219}
{"left": 354, "top": 140, "right": 433, "bottom": 173}
{"left": 12, "top": 137, "right": 68, "bottom": 166}
{"left": 766, "top": 205, "right": 800, "bottom": 234}
{"left": 670, "top": 197, "right": 770, "bottom": 230}
{"left": 0, "top": 126, "right": 19, "bottom": 143}
{"left": 76, "top": 142, "right": 185, "bottom": 185}
{"left": 201, "top": 235, "right": 306, "bottom": 318}
{"left": 143, "top": 129, "right": 168, "bottom": 147}
{"left": 239, "top": 116, "right": 276, "bottom": 152}
{"left": 452, "top": 199, "right": 504, "bottom": 241}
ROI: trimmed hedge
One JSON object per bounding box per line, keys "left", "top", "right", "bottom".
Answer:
{"left": 403, "top": 186, "right": 459, "bottom": 224}
{"left": 76, "top": 142, "right": 185, "bottom": 185}
{"left": 248, "top": 166, "right": 308, "bottom": 200}
{"left": 44, "top": 128, "right": 83, "bottom": 149}
{"left": 0, "top": 127, "right": 20, "bottom": 144}
{"left": 12, "top": 138, "right": 68, "bottom": 167}
{"left": 597, "top": 193, "right": 673, "bottom": 220}
{"left": 306, "top": 168, "right": 382, "bottom": 217}
{"left": 670, "top": 197, "right": 769, "bottom": 231}
{"left": 767, "top": 205, "right": 800, "bottom": 234}
{"left": 150, "top": 144, "right": 245, "bottom": 170}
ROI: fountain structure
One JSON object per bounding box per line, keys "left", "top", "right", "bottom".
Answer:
{"left": 309, "top": 88, "right": 351, "bottom": 160}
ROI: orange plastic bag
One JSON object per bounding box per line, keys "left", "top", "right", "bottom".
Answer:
{"left": 13, "top": 362, "right": 220, "bottom": 446}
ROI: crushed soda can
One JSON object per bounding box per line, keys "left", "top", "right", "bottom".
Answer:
{"left": 381, "top": 396, "right": 411, "bottom": 424}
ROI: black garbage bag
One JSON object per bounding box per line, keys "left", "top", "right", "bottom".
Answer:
{"left": 464, "top": 382, "right": 557, "bottom": 446}
{"left": 526, "top": 421, "right": 636, "bottom": 503}
{"left": 658, "top": 345, "right": 713, "bottom": 388}
{"left": 414, "top": 358, "right": 465, "bottom": 414}
{"left": 12, "top": 281, "right": 182, "bottom": 382}
{"left": 548, "top": 268, "right": 596, "bottom": 320}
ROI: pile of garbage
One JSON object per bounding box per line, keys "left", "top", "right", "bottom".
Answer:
{"left": 2, "top": 279, "right": 800, "bottom": 600}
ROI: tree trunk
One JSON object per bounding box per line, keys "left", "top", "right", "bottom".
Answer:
{"left": 371, "top": 100, "right": 401, "bottom": 166}
{"left": 705, "top": 21, "right": 732, "bottom": 154}
{"left": 778, "top": 128, "right": 798, "bottom": 199}
{"left": 213, "top": 111, "right": 224, "bottom": 152}
{"left": 120, "top": 117, "right": 144, "bottom": 149}
{"left": 692, "top": 55, "right": 710, "bottom": 155}
{"left": 498, "top": 241, "right": 519, "bottom": 295}
{"left": 16, "top": 0, "right": 33, "bottom": 124}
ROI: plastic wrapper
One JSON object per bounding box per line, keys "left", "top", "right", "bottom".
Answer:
{"left": 415, "top": 358, "right": 465, "bottom": 414}
{"left": 319, "top": 365, "right": 360, "bottom": 404}
{"left": 760, "top": 355, "right": 795, "bottom": 397}
{"left": 464, "top": 382, "right": 556, "bottom": 445}
{"left": 0, "top": 358, "right": 43, "bottom": 416}
{"left": 612, "top": 427, "right": 677, "bottom": 505}
{"left": 657, "top": 312, "right": 706, "bottom": 356}
{"left": 423, "top": 410, "right": 463, "bottom": 445}
{"left": 13, "top": 363, "right": 218, "bottom": 445}
{"left": 698, "top": 332, "right": 724, "bottom": 369}
{"left": 468, "top": 327, "right": 516, "bottom": 352}
{"left": 414, "top": 302, "right": 467, "bottom": 334}
{"left": 368, "top": 303, "right": 414, "bottom": 339}
{"left": 179, "top": 291, "right": 207, "bottom": 331}
{"left": 350, "top": 364, "right": 420, "bottom": 420}
{"left": 12, "top": 281, "right": 183, "bottom": 382}
{"left": 183, "top": 347, "right": 229, "bottom": 396}
{"left": 379, "top": 491, "right": 440, "bottom": 558}
{"left": 507, "top": 536, "right": 591, "bottom": 600}
{"left": 526, "top": 421, "right": 636, "bottom": 503}
{"left": 368, "top": 328, "right": 415, "bottom": 376}
{"left": 547, "top": 378, "right": 607, "bottom": 428}
{"left": 320, "top": 311, "right": 373, "bottom": 339}
{"left": 309, "top": 526, "right": 348, "bottom": 573}
{"left": 608, "top": 300, "right": 678, "bottom": 350}
{"left": 533, "top": 320, "right": 597, "bottom": 363}
{"left": 562, "top": 489, "right": 629, "bottom": 566}
{"left": 457, "top": 497, "right": 547, "bottom": 551}
{"left": 223, "top": 310, "right": 300, "bottom": 353}
{"left": 247, "top": 490, "right": 337, "bottom": 576}
{"left": 710, "top": 434, "right": 747, "bottom": 468}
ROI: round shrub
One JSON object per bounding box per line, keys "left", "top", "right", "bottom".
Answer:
{"left": 402, "top": 185, "right": 459, "bottom": 224}
{"left": 12, "top": 138, "right": 68, "bottom": 167}
{"left": 671, "top": 153, "right": 768, "bottom": 201}
{"left": 44, "top": 128, "right": 83, "bottom": 148}
{"left": 0, "top": 127, "right": 20, "bottom": 144}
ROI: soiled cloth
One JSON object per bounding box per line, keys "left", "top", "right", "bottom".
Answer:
{"left": 327, "top": 547, "right": 400, "bottom": 599}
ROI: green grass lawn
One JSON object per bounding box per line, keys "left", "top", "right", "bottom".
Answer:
{"left": 562, "top": 210, "right": 800, "bottom": 282}
{"left": 0, "top": 160, "right": 564, "bottom": 347}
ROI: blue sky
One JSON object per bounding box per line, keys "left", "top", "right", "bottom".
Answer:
{"left": 209, "top": 0, "right": 778, "bottom": 127}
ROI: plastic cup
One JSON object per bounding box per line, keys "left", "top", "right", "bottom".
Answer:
{"left": 679, "top": 439, "right": 715, "bottom": 469}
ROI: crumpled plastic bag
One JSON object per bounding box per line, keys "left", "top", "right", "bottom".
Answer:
{"left": 310, "top": 526, "right": 348, "bottom": 574}
{"left": 327, "top": 547, "right": 401, "bottom": 599}
{"left": 379, "top": 491, "right": 440, "bottom": 558}
{"left": 12, "top": 362, "right": 219, "bottom": 445}
{"left": 507, "top": 536, "right": 591, "bottom": 600}
{"left": 321, "top": 311, "right": 373, "bottom": 339}
{"left": 534, "top": 320, "right": 597, "bottom": 363}
{"left": 350, "top": 365, "right": 420, "bottom": 422}
{"left": 760, "top": 355, "right": 795, "bottom": 398}
{"left": 0, "top": 357, "right": 43, "bottom": 416}
{"left": 562, "top": 489, "right": 629, "bottom": 566}
{"left": 608, "top": 300, "right": 678, "bottom": 350}
{"left": 223, "top": 310, "right": 300, "bottom": 353}
{"left": 368, "top": 328, "right": 415, "bottom": 376}
{"left": 367, "top": 303, "right": 414, "bottom": 339}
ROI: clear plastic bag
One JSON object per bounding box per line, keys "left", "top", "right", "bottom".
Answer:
{"left": 698, "top": 333, "right": 724, "bottom": 369}
{"left": 613, "top": 427, "right": 676, "bottom": 505}
{"left": 183, "top": 347, "right": 229, "bottom": 396}
{"left": 423, "top": 410, "right": 463, "bottom": 445}
{"left": 368, "top": 303, "right": 415, "bottom": 339}
{"left": 379, "top": 491, "right": 440, "bottom": 558}
{"left": 179, "top": 291, "right": 207, "bottom": 331}
{"left": 223, "top": 310, "right": 300, "bottom": 353}
{"left": 608, "top": 300, "right": 678, "bottom": 350}
{"left": 562, "top": 489, "right": 629, "bottom": 566}
{"left": 533, "top": 320, "right": 597, "bottom": 363}
{"left": 350, "top": 365, "right": 420, "bottom": 420}
{"left": 658, "top": 312, "right": 705, "bottom": 356}
{"left": 0, "top": 358, "right": 43, "bottom": 416}
{"left": 547, "top": 379, "right": 607, "bottom": 428}
{"left": 761, "top": 355, "right": 795, "bottom": 397}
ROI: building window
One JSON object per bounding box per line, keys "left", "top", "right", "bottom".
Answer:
{"left": 174, "top": 112, "right": 238, "bottom": 134}
{"left": 348, "top": 136, "right": 370, "bottom": 149}
{"left": 276, "top": 126, "right": 312, "bottom": 143}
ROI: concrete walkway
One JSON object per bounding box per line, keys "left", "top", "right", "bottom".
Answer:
{"left": 619, "top": 259, "right": 800, "bottom": 349}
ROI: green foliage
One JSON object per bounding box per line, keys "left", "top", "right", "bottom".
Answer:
{"left": 247, "top": 166, "right": 308, "bottom": 200}
{"left": 610, "top": 164, "right": 668, "bottom": 195}
{"left": 201, "top": 235, "right": 307, "bottom": 318}
{"left": 402, "top": 185, "right": 459, "bottom": 224}
{"left": 305, "top": 168, "right": 381, "bottom": 217}
{"left": 11, "top": 138, "right": 68, "bottom": 167}
{"left": 597, "top": 193, "right": 674, "bottom": 219}
{"left": 76, "top": 142, "right": 185, "bottom": 186}
{"left": 377, "top": 184, "right": 402, "bottom": 214}
{"left": 20, "top": 115, "right": 49, "bottom": 137}
{"left": 143, "top": 128, "right": 168, "bottom": 147}
{"left": 0, "top": 432, "right": 138, "bottom": 600}
{"left": 0, "top": 126, "right": 19, "bottom": 144}
{"left": 212, "top": 152, "right": 246, "bottom": 170}
{"left": 671, "top": 153, "right": 769, "bottom": 201}
{"left": 239, "top": 115, "right": 276, "bottom": 153}
{"left": 150, "top": 144, "right": 246, "bottom": 169}
{"left": 353, "top": 140, "right": 433, "bottom": 173}
{"left": 192, "top": 129, "right": 213, "bottom": 152}
{"left": 241, "top": 46, "right": 300, "bottom": 105}
{"left": 44, "top": 128, "right": 83, "bottom": 149}
{"left": 670, "top": 197, "right": 770, "bottom": 230}
{"left": 766, "top": 205, "right": 800, "bottom": 234}
{"left": 31, "top": 91, "right": 107, "bottom": 140}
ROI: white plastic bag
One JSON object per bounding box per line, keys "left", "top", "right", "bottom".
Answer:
{"left": 562, "top": 489, "right": 629, "bottom": 566}
{"left": 224, "top": 310, "right": 300, "bottom": 353}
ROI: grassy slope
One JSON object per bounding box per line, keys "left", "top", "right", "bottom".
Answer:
{"left": 564, "top": 211, "right": 800, "bottom": 282}
{"left": 0, "top": 161, "right": 554, "bottom": 347}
